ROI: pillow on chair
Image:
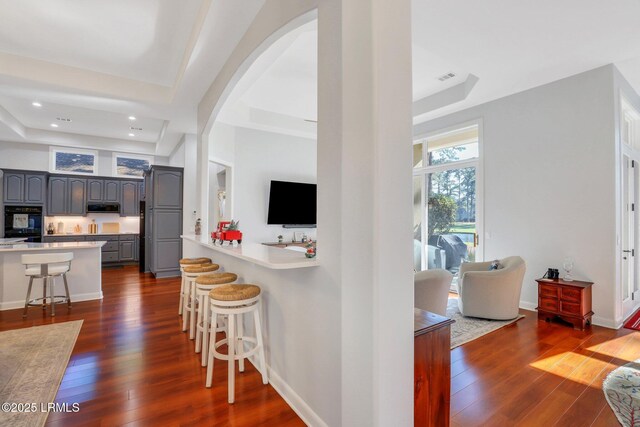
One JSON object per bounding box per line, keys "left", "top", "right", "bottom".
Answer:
{"left": 488, "top": 260, "right": 502, "bottom": 271}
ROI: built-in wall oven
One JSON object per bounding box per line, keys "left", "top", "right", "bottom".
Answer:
{"left": 4, "top": 206, "right": 43, "bottom": 242}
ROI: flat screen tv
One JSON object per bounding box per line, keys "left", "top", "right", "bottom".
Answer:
{"left": 267, "top": 180, "right": 317, "bottom": 227}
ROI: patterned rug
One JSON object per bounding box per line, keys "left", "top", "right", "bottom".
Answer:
{"left": 0, "top": 321, "right": 83, "bottom": 427}
{"left": 603, "top": 359, "right": 640, "bottom": 426}
{"left": 446, "top": 298, "right": 524, "bottom": 349}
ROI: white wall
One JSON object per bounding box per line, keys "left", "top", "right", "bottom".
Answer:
{"left": 234, "top": 127, "right": 317, "bottom": 243}
{"left": 167, "top": 134, "right": 197, "bottom": 234}
{"left": 415, "top": 65, "right": 618, "bottom": 327}
{"left": 0, "top": 140, "right": 169, "bottom": 176}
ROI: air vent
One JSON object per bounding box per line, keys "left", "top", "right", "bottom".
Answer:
{"left": 437, "top": 72, "right": 456, "bottom": 82}
{"left": 130, "top": 126, "right": 143, "bottom": 131}
{"left": 56, "top": 117, "right": 72, "bottom": 122}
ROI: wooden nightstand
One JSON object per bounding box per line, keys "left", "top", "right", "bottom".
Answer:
{"left": 535, "top": 278, "right": 594, "bottom": 330}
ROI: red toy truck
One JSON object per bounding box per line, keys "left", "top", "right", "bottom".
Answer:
{"left": 211, "top": 220, "right": 243, "bottom": 245}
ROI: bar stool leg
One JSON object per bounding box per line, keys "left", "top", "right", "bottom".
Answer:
{"left": 201, "top": 304, "right": 210, "bottom": 366}
{"left": 227, "top": 312, "right": 236, "bottom": 404}
{"left": 237, "top": 317, "right": 245, "bottom": 373}
{"left": 195, "top": 293, "right": 204, "bottom": 353}
{"left": 182, "top": 280, "right": 190, "bottom": 332}
{"left": 254, "top": 309, "right": 268, "bottom": 385}
{"left": 189, "top": 281, "right": 197, "bottom": 340}
{"left": 42, "top": 278, "right": 47, "bottom": 310}
{"left": 205, "top": 305, "right": 217, "bottom": 388}
{"left": 63, "top": 273, "right": 72, "bottom": 308}
{"left": 179, "top": 274, "right": 185, "bottom": 315}
{"left": 50, "top": 276, "right": 56, "bottom": 317}
{"left": 23, "top": 277, "right": 34, "bottom": 318}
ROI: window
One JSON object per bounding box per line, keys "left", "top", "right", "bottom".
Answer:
{"left": 113, "top": 153, "right": 152, "bottom": 178}
{"left": 413, "top": 122, "right": 482, "bottom": 282}
{"left": 50, "top": 147, "right": 97, "bottom": 175}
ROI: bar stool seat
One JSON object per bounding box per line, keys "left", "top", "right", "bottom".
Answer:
{"left": 178, "top": 257, "right": 212, "bottom": 316}
{"left": 206, "top": 284, "right": 268, "bottom": 404}
{"left": 194, "top": 272, "right": 238, "bottom": 365}
{"left": 182, "top": 263, "right": 220, "bottom": 338}
{"left": 21, "top": 252, "right": 73, "bottom": 318}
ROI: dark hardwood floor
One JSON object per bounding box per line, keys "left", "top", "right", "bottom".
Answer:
{"left": 449, "top": 295, "right": 638, "bottom": 427}
{"left": 0, "top": 266, "right": 304, "bottom": 426}
{"left": 1, "top": 268, "right": 636, "bottom": 426}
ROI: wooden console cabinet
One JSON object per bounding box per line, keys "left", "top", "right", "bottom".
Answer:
{"left": 536, "top": 278, "right": 594, "bottom": 330}
{"left": 414, "top": 308, "right": 454, "bottom": 427}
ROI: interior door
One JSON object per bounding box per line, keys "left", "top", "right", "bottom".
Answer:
{"left": 622, "top": 154, "right": 640, "bottom": 319}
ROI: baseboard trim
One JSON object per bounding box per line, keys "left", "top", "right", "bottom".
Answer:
{"left": 246, "top": 355, "right": 328, "bottom": 427}
{"left": 0, "top": 291, "right": 103, "bottom": 311}
{"left": 519, "top": 301, "right": 537, "bottom": 312}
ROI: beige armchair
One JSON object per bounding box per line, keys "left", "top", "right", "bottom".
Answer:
{"left": 414, "top": 269, "right": 453, "bottom": 316}
{"left": 457, "top": 256, "right": 526, "bottom": 320}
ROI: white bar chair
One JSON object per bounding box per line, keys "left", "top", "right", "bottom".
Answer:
{"left": 194, "top": 272, "right": 238, "bottom": 366}
{"left": 21, "top": 252, "right": 73, "bottom": 318}
{"left": 182, "top": 263, "right": 220, "bottom": 338}
{"left": 178, "top": 258, "right": 212, "bottom": 315}
{"left": 205, "top": 284, "right": 268, "bottom": 404}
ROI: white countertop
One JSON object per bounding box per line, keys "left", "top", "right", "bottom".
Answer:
{"left": 182, "top": 235, "right": 319, "bottom": 270}
{"left": 0, "top": 238, "right": 28, "bottom": 243}
{"left": 0, "top": 241, "right": 106, "bottom": 252}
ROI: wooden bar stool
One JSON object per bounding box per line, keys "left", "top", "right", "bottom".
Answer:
{"left": 194, "top": 272, "right": 238, "bottom": 366}
{"left": 205, "top": 284, "right": 268, "bottom": 404}
{"left": 182, "top": 263, "right": 220, "bottom": 338}
{"left": 178, "top": 257, "right": 212, "bottom": 315}
{"left": 21, "top": 252, "right": 73, "bottom": 318}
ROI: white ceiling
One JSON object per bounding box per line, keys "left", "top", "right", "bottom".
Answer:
{"left": 219, "top": 0, "right": 640, "bottom": 135}
{"left": 3, "top": 0, "right": 640, "bottom": 155}
{"left": 0, "top": 0, "right": 265, "bottom": 157}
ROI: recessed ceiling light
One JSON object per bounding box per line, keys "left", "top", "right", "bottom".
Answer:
{"left": 50, "top": 123, "right": 58, "bottom": 128}
{"left": 32, "top": 101, "right": 42, "bottom": 107}
{"left": 128, "top": 116, "right": 136, "bottom": 121}
{"left": 128, "top": 133, "right": 135, "bottom": 137}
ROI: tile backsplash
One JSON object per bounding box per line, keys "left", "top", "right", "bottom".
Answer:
{"left": 44, "top": 214, "right": 140, "bottom": 234}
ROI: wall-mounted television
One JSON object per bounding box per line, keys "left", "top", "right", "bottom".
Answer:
{"left": 267, "top": 180, "right": 317, "bottom": 228}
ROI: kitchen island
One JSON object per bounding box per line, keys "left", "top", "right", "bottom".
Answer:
{"left": 0, "top": 241, "right": 105, "bottom": 310}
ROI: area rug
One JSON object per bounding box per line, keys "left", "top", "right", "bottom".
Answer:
{"left": 0, "top": 320, "right": 83, "bottom": 427}
{"left": 446, "top": 298, "right": 524, "bottom": 349}
{"left": 623, "top": 308, "right": 640, "bottom": 331}
{"left": 603, "top": 359, "right": 640, "bottom": 427}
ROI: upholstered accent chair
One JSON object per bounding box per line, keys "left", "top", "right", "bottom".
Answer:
{"left": 457, "top": 256, "right": 526, "bottom": 320}
{"left": 414, "top": 269, "right": 453, "bottom": 316}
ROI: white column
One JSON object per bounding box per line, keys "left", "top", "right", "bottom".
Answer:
{"left": 196, "top": 133, "right": 210, "bottom": 237}
{"left": 318, "top": 0, "right": 414, "bottom": 425}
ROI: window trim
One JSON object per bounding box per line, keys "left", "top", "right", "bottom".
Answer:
{"left": 49, "top": 146, "right": 98, "bottom": 175}
{"left": 112, "top": 152, "right": 153, "bottom": 178}
{"left": 413, "top": 119, "right": 484, "bottom": 273}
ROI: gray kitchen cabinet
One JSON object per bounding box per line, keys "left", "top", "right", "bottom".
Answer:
{"left": 47, "top": 176, "right": 68, "bottom": 215}
{"left": 24, "top": 174, "right": 46, "bottom": 204}
{"left": 104, "top": 180, "right": 120, "bottom": 203}
{"left": 146, "top": 166, "right": 183, "bottom": 278}
{"left": 119, "top": 240, "right": 135, "bottom": 261}
{"left": 3, "top": 173, "right": 23, "bottom": 203}
{"left": 47, "top": 176, "right": 86, "bottom": 215}
{"left": 2, "top": 171, "right": 46, "bottom": 205}
{"left": 153, "top": 169, "right": 183, "bottom": 209}
{"left": 87, "top": 179, "right": 103, "bottom": 202}
{"left": 120, "top": 181, "right": 138, "bottom": 217}
{"left": 68, "top": 178, "right": 87, "bottom": 215}
{"left": 43, "top": 235, "right": 86, "bottom": 242}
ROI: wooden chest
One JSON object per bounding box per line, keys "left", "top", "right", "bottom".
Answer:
{"left": 535, "top": 278, "right": 594, "bottom": 330}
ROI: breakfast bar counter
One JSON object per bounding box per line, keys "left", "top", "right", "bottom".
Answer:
{"left": 0, "top": 241, "right": 105, "bottom": 310}
{"left": 181, "top": 235, "right": 319, "bottom": 270}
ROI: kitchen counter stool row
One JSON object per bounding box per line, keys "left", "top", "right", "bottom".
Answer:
{"left": 179, "top": 257, "right": 268, "bottom": 404}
